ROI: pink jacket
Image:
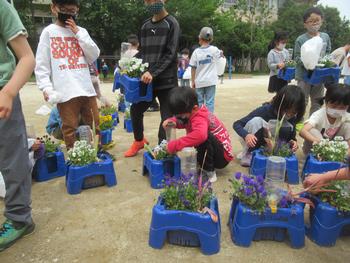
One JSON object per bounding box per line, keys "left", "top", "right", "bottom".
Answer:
{"left": 167, "top": 106, "right": 234, "bottom": 162}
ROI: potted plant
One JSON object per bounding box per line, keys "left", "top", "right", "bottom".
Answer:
{"left": 149, "top": 173, "right": 221, "bottom": 255}
{"left": 33, "top": 135, "right": 66, "bottom": 182}
{"left": 302, "top": 136, "right": 348, "bottom": 179}
{"left": 99, "top": 114, "right": 114, "bottom": 145}
{"left": 143, "top": 140, "right": 181, "bottom": 189}
{"left": 304, "top": 55, "right": 341, "bottom": 85}
{"left": 66, "top": 140, "right": 117, "bottom": 194}
{"left": 278, "top": 60, "right": 296, "bottom": 81}
{"left": 123, "top": 108, "right": 133, "bottom": 133}
{"left": 305, "top": 179, "right": 350, "bottom": 246}
{"left": 115, "top": 57, "right": 152, "bottom": 103}
{"left": 228, "top": 172, "right": 306, "bottom": 248}
{"left": 100, "top": 105, "right": 118, "bottom": 127}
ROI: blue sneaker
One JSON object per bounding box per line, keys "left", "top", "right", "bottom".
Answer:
{"left": 0, "top": 219, "right": 35, "bottom": 252}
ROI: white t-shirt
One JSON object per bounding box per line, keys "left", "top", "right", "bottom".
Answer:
{"left": 35, "top": 24, "right": 100, "bottom": 103}
{"left": 305, "top": 107, "right": 350, "bottom": 139}
{"left": 341, "top": 53, "right": 350, "bottom": 76}
{"left": 189, "top": 45, "right": 221, "bottom": 88}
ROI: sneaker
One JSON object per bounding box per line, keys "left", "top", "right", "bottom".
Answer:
{"left": 124, "top": 138, "right": 149, "bottom": 157}
{"left": 207, "top": 171, "right": 217, "bottom": 183}
{"left": 240, "top": 152, "right": 252, "bottom": 167}
{"left": 0, "top": 219, "right": 35, "bottom": 252}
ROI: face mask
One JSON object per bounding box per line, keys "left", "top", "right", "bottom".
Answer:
{"left": 277, "top": 43, "right": 286, "bottom": 50}
{"left": 57, "top": 12, "right": 77, "bottom": 24}
{"left": 176, "top": 116, "right": 189, "bottom": 125}
{"left": 326, "top": 107, "right": 347, "bottom": 118}
{"left": 306, "top": 23, "right": 321, "bottom": 34}
{"left": 147, "top": 1, "right": 164, "bottom": 15}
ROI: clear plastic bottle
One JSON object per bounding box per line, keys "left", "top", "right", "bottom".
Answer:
{"left": 165, "top": 122, "right": 176, "bottom": 142}
{"left": 178, "top": 147, "right": 197, "bottom": 176}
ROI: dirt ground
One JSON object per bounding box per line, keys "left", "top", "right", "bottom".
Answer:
{"left": 0, "top": 76, "right": 349, "bottom": 263}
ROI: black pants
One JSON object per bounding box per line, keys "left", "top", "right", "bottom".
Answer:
{"left": 196, "top": 133, "right": 229, "bottom": 172}
{"left": 131, "top": 88, "right": 173, "bottom": 143}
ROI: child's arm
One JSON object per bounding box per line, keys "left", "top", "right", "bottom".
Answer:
{"left": 303, "top": 168, "right": 349, "bottom": 189}
{"left": 267, "top": 51, "right": 282, "bottom": 71}
{"left": 189, "top": 50, "right": 197, "bottom": 89}
{"left": 299, "top": 123, "right": 321, "bottom": 143}
{"left": 0, "top": 36, "right": 35, "bottom": 119}
{"left": 191, "top": 67, "right": 196, "bottom": 89}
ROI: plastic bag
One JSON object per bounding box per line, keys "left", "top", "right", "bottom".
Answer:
{"left": 217, "top": 57, "right": 227, "bottom": 76}
{"left": 35, "top": 105, "right": 52, "bottom": 116}
{"left": 301, "top": 36, "right": 323, "bottom": 70}
{"left": 182, "top": 66, "right": 191, "bottom": 80}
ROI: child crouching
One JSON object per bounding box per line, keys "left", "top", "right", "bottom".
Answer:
{"left": 163, "top": 87, "right": 234, "bottom": 182}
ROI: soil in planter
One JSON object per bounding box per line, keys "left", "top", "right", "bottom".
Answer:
{"left": 167, "top": 230, "right": 200, "bottom": 247}
{"left": 82, "top": 175, "right": 106, "bottom": 189}
{"left": 46, "top": 155, "right": 58, "bottom": 173}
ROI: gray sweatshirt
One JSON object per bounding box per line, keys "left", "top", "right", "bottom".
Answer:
{"left": 267, "top": 48, "right": 290, "bottom": 76}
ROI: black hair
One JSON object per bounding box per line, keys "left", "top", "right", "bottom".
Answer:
{"left": 272, "top": 85, "right": 306, "bottom": 123}
{"left": 181, "top": 48, "right": 190, "bottom": 55}
{"left": 268, "top": 31, "right": 289, "bottom": 52}
{"left": 303, "top": 7, "right": 323, "bottom": 22}
{"left": 324, "top": 84, "right": 350, "bottom": 106}
{"left": 169, "top": 87, "right": 198, "bottom": 115}
{"left": 52, "top": 0, "right": 79, "bottom": 5}
{"left": 127, "top": 34, "right": 139, "bottom": 46}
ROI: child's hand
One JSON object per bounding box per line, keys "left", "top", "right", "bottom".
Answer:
{"left": 290, "top": 140, "right": 298, "bottom": 152}
{"left": 303, "top": 173, "right": 327, "bottom": 191}
{"left": 162, "top": 119, "right": 176, "bottom": 129}
{"left": 277, "top": 62, "right": 285, "bottom": 69}
{"left": 245, "top": 134, "right": 257, "bottom": 148}
{"left": 0, "top": 90, "right": 14, "bottom": 119}
{"left": 43, "top": 91, "right": 49, "bottom": 102}
{"left": 31, "top": 140, "right": 42, "bottom": 152}
{"left": 141, "top": 71, "right": 153, "bottom": 84}
{"left": 65, "top": 18, "right": 79, "bottom": 34}
{"left": 191, "top": 81, "right": 196, "bottom": 89}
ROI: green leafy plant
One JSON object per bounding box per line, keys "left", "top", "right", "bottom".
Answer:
{"left": 319, "top": 181, "right": 350, "bottom": 212}
{"left": 285, "top": 60, "right": 296, "bottom": 68}
{"left": 124, "top": 108, "right": 131, "bottom": 120}
{"left": 39, "top": 135, "right": 60, "bottom": 153}
{"left": 263, "top": 140, "right": 293, "bottom": 158}
{"left": 67, "top": 140, "right": 98, "bottom": 166}
{"left": 144, "top": 140, "right": 172, "bottom": 160}
{"left": 119, "top": 57, "right": 149, "bottom": 78}
{"left": 100, "top": 105, "right": 117, "bottom": 116}
{"left": 311, "top": 137, "right": 348, "bottom": 162}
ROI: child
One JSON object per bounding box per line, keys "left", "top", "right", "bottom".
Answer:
{"left": 294, "top": 7, "right": 331, "bottom": 116}
{"left": 124, "top": 0, "right": 180, "bottom": 157}
{"left": 267, "top": 31, "right": 290, "bottom": 93}
{"left": 35, "top": 0, "right": 100, "bottom": 150}
{"left": 0, "top": 0, "right": 35, "bottom": 251}
{"left": 342, "top": 51, "right": 350, "bottom": 86}
{"left": 178, "top": 48, "right": 190, "bottom": 87}
{"left": 190, "top": 27, "right": 222, "bottom": 113}
{"left": 163, "top": 87, "right": 233, "bottom": 183}
{"left": 233, "top": 85, "right": 306, "bottom": 167}
{"left": 300, "top": 84, "right": 350, "bottom": 154}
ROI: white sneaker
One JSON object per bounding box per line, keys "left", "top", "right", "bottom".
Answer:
{"left": 207, "top": 171, "right": 217, "bottom": 183}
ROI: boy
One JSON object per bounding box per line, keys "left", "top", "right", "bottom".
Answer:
{"left": 163, "top": 87, "right": 233, "bottom": 182}
{"left": 124, "top": 0, "right": 180, "bottom": 157}
{"left": 190, "top": 27, "right": 222, "bottom": 113}
{"left": 0, "top": 0, "right": 36, "bottom": 251}
{"left": 35, "top": 0, "right": 100, "bottom": 149}
{"left": 294, "top": 7, "right": 331, "bottom": 116}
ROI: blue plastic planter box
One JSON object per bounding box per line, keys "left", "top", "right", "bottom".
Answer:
{"left": 149, "top": 197, "right": 221, "bottom": 255}
{"left": 278, "top": 67, "right": 295, "bottom": 81}
{"left": 124, "top": 118, "right": 133, "bottom": 133}
{"left": 306, "top": 195, "right": 350, "bottom": 247}
{"left": 142, "top": 152, "right": 181, "bottom": 189}
{"left": 66, "top": 154, "right": 117, "bottom": 195}
{"left": 250, "top": 149, "right": 299, "bottom": 184}
{"left": 228, "top": 199, "right": 305, "bottom": 248}
{"left": 100, "top": 129, "right": 113, "bottom": 145}
{"left": 114, "top": 73, "right": 152, "bottom": 103}
{"left": 301, "top": 154, "right": 344, "bottom": 181}
{"left": 118, "top": 102, "right": 126, "bottom": 113}
{"left": 303, "top": 67, "right": 341, "bottom": 85}
{"left": 33, "top": 151, "right": 66, "bottom": 182}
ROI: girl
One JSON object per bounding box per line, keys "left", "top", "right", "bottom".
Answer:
{"left": 300, "top": 84, "right": 350, "bottom": 154}
{"left": 233, "top": 85, "right": 306, "bottom": 167}
{"left": 267, "top": 31, "right": 290, "bottom": 93}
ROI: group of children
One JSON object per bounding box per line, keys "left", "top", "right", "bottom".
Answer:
{"left": 1, "top": 0, "right": 349, "bottom": 252}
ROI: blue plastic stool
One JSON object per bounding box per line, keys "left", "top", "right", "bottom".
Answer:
{"left": 303, "top": 67, "right": 341, "bottom": 85}
{"left": 33, "top": 151, "right": 66, "bottom": 182}
{"left": 114, "top": 73, "right": 153, "bottom": 103}
{"left": 149, "top": 197, "right": 221, "bottom": 255}
{"left": 307, "top": 195, "right": 350, "bottom": 246}
{"left": 118, "top": 102, "right": 126, "bottom": 113}
{"left": 66, "top": 155, "right": 117, "bottom": 195}
{"left": 250, "top": 149, "right": 299, "bottom": 184}
{"left": 124, "top": 118, "right": 133, "bottom": 133}
{"left": 228, "top": 199, "right": 305, "bottom": 248}
{"left": 278, "top": 67, "right": 295, "bottom": 81}
{"left": 111, "top": 112, "right": 119, "bottom": 126}
{"left": 142, "top": 152, "right": 181, "bottom": 189}
{"left": 301, "top": 154, "right": 344, "bottom": 181}
{"left": 100, "top": 129, "right": 113, "bottom": 145}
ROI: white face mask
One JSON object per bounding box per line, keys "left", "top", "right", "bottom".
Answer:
{"left": 326, "top": 107, "right": 347, "bottom": 118}
{"left": 277, "top": 43, "right": 286, "bottom": 50}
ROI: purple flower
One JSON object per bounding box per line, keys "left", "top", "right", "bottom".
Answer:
{"left": 235, "top": 172, "right": 242, "bottom": 180}
{"left": 243, "top": 175, "right": 250, "bottom": 184}
{"left": 257, "top": 185, "right": 265, "bottom": 194}
{"left": 261, "top": 190, "right": 267, "bottom": 197}
{"left": 244, "top": 188, "right": 253, "bottom": 196}
{"left": 256, "top": 176, "right": 264, "bottom": 184}
{"left": 279, "top": 196, "right": 288, "bottom": 208}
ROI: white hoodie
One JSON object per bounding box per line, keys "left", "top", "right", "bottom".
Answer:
{"left": 35, "top": 24, "right": 100, "bottom": 103}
